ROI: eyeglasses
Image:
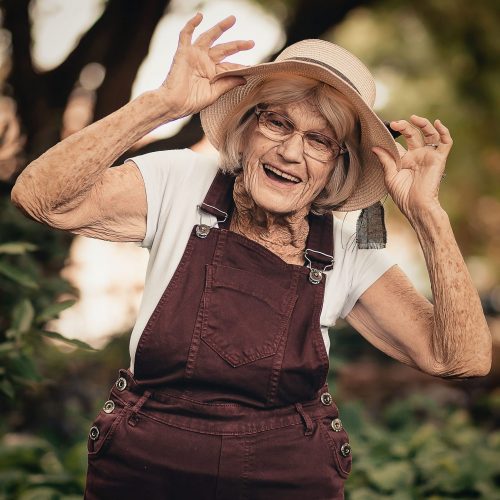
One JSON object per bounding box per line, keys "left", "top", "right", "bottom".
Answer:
{"left": 254, "top": 108, "right": 347, "bottom": 163}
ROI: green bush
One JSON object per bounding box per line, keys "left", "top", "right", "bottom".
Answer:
{"left": 342, "top": 392, "right": 500, "bottom": 499}
{"left": 0, "top": 197, "right": 94, "bottom": 404}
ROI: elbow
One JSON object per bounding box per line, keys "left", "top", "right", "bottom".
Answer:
{"left": 425, "top": 356, "right": 492, "bottom": 379}
{"left": 422, "top": 325, "right": 493, "bottom": 379}
{"left": 11, "top": 179, "right": 26, "bottom": 209}
{"left": 11, "top": 181, "right": 35, "bottom": 218}
{"left": 11, "top": 169, "right": 51, "bottom": 224}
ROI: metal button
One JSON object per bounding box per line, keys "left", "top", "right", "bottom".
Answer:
{"left": 89, "top": 426, "right": 100, "bottom": 441}
{"left": 196, "top": 224, "right": 210, "bottom": 239}
{"left": 309, "top": 268, "right": 323, "bottom": 285}
{"left": 103, "top": 400, "right": 115, "bottom": 413}
{"left": 115, "top": 377, "right": 127, "bottom": 391}
{"left": 331, "top": 418, "right": 343, "bottom": 432}
{"left": 320, "top": 392, "right": 333, "bottom": 406}
{"left": 340, "top": 443, "right": 351, "bottom": 457}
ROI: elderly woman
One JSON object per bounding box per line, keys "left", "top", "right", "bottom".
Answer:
{"left": 12, "top": 13, "right": 491, "bottom": 500}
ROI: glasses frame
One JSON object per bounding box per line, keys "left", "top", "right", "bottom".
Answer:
{"left": 254, "top": 107, "right": 348, "bottom": 163}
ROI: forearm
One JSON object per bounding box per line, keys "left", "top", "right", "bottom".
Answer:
{"left": 11, "top": 90, "right": 174, "bottom": 220}
{"left": 409, "top": 206, "right": 492, "bottom": 377}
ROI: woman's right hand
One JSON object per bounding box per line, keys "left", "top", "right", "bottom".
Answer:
{"left": 158, "top": 13, "right": 254, "bottom": 119}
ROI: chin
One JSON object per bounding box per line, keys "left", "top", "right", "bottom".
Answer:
{"left": 253, "top": 196, "right": 303, "bottom": 217}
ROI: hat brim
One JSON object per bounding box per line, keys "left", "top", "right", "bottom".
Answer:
{"left": 200, "top": 60, "right": 402, "bottom": 212}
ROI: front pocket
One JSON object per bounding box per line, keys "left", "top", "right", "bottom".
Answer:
{"left": 200, "top": 264, "right": 297, "bottom": 367}
{"left": 87, "top": 404, "right": 127, "bottom": 458}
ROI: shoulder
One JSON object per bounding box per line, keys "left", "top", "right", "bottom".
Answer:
{"left": 128, "top": 148, "right": 219, "bottom": 195}
{"left": 128, "top": 148, "right": 218, "bottom": 176}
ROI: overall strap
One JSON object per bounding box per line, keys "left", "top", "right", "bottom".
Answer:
{"left": 199, "top": 170, "right": 235, "bottom": 230}
{"left": 199, "top": 169, "right": 335, "bottom": 275}
{"left": 305, "top": 212, "right": 335, "bottom": 274}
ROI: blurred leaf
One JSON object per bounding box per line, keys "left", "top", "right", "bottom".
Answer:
{"left": 11, "top": 299, "right": 35, "bottom": 335}
{"left": 0, "top": 341, "right": 16, "bottom": 354}
{"left": 0, "top": 242, "right": 38, "bottom": 254}
{"left": 8, "top": 354, "right": 42, "bottom": 382}
{"left": 0, "top": 261, "right": 39, "bottom": 289}
{"left": 17, "top": 487, "right": 63, "bottom": 500}
{"left": 365, "top": 461, "right": 415, "bottom": 493}
{"left": 36, "top": 300, "right": 76, "bottom": 324}
{"left": 0, "top": 378, "right": 15, "bottom": 398}
{"left": 40, "top": 331, "right": 96, "bottom": 351}
{"left": 0, "top": 435, "right": 53, "bottom": 467}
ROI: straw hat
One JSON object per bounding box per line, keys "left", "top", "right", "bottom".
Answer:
{"left": 200, "top": 39, "right": 403, "bottom": 212}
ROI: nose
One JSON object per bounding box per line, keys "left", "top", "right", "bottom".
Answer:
{"left": 276, "top": 132, "right": 304, "bottom": 163}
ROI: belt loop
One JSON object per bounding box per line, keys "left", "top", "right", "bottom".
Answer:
{"left": 295, "top": 403, "right": 314, "bottom": 436}
{"left": 128, "top": 390, "right": 151, "bottom": 427}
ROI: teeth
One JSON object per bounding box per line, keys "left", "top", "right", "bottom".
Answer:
{"left": 263, "top": 164, "right": 301, "bottom": 183}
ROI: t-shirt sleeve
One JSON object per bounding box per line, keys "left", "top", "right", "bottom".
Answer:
{"left": 339, "top": 245, "right": 397, "bottom": 319}
{"left": 126, "top": 149, "right": 200, "bottom": 250}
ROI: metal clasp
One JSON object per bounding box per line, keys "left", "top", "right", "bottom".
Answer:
{"left": 196, "top": 203, "right": 228, "bottom": 239}
{"left": 304, "top": 249, "right": 334, "bottom": 285}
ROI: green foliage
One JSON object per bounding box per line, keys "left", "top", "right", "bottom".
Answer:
{"left": 342, "top": 394, "right": 500, "bottom": 499}
{"left": 0, "top": 331, "right": 129, "bottom": 499}
{"left": 0, "top": 434, "right": 85, "bottom": 498}
{"left": 331, "top": 0, "right": 500, "bottom": 279}
{"left": 0, "top": 196, "right": 93, "bottom": 402}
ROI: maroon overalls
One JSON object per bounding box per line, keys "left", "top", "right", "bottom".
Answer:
{"left": 84, "top": 171, "right": 352, "bottom": 499}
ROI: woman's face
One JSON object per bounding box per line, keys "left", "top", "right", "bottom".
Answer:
{"left": 241, "top": 100, "right": 336, "bottom": 215}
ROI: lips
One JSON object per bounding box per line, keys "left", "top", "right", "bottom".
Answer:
{"left": 262, "top": 163, "right": 302, "bottom": 184}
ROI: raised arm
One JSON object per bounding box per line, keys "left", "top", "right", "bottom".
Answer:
{"left": 11, "top": 13, "right": 253, "bottom": 242}
{"left": 345, "top": 116, "right": 491, "bottom": 378}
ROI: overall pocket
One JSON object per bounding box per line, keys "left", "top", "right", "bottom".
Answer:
{"left": 318, "top": 416, "right": 352, "bottom": 479}
{"left": 87, "top": 402, "right": 128, "bottom": 458}
{"left": 199, "top": 264, "right": 297, "bottom": 367}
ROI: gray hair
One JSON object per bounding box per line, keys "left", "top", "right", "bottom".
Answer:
{"left": 217, "top": 73, "right": 362, "bottom": 214}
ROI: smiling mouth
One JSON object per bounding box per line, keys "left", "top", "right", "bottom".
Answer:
{"left": 262, "top": 164, "right": 301, "bottom": 184}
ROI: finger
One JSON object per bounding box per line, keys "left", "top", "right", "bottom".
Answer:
{"left": 178, "top": 12, "right": 203, "bottom": 46}
{"left": 212, "top": 76, "right": 247, "bottom": 97}
{"left": 372, "top": 147, "right": 398, "bottom": 181}
{"left": 209, "top": 40, "right": 255, "bottom": 62}
{"left": 216, "top": 62, "right": 250, "bottom": 72}
{"left": 410, "top": 114, "right": 440, "bottom": 143}
{"left": 390, "top": 120, "right": 424, "bottom": 149}
{"left": 435, "top": 119, "right": 453, "bottom": 148}
{"left": 195, "top": 15, "right": 237, "bottom": 47}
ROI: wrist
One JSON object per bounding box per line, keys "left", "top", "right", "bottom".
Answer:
{"left": 145, "top": 88, "right": 187, "bottom": 122}
{"left": 407, "top": 202, "right": 449, "bottom": 232}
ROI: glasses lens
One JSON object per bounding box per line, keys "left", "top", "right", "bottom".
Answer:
{"left": 256, "top": 109, "right": 343, "bottom": 162}
{"left": 259, "top": 111, "right": 293, "bottom": 138}
{"left": 304, "top": 133, "right": 339, "bottom": 162}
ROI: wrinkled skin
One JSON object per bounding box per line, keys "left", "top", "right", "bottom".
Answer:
{"left": 230, "top": 100, "right": 336, "bottom": 264}
{"left": 240, "top": 100, "right": 336, "bottom": 216}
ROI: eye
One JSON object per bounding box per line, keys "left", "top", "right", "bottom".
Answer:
{"left": 264, "top": 112, "right": 293, "bottom": 133}
{"left": 307, "top": 133, "right": 332, "bottom": 149}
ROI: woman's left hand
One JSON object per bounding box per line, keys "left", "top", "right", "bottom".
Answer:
{"left": 371, "top": 115, "right": 453, "bottom": 221}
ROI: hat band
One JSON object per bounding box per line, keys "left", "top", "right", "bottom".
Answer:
{"left": 283, "top": 57, "right": 361, "bottom": 95}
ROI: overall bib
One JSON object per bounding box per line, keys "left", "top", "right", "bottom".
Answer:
{"left": 84, "top": 171, "right": 352, "bottom": 499}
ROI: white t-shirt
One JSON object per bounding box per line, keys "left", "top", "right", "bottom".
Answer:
{"left": 127, "top": 148, "right": 397, "bottom": 373}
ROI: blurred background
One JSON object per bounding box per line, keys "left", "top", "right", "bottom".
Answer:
{"left": 0, "top": 0, "right": 499, "bottom": 498}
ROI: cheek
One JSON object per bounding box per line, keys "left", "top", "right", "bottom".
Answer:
{"left": 309, "top": 167, "right": 333, "bottom": 194}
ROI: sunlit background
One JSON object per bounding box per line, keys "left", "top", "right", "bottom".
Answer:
{"left": 1, "top": 0, "right": 499, "bottom": 497}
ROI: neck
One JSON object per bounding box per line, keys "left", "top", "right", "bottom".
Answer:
{"left": 229, "top": 174, "right": 309, "bottom": 265}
